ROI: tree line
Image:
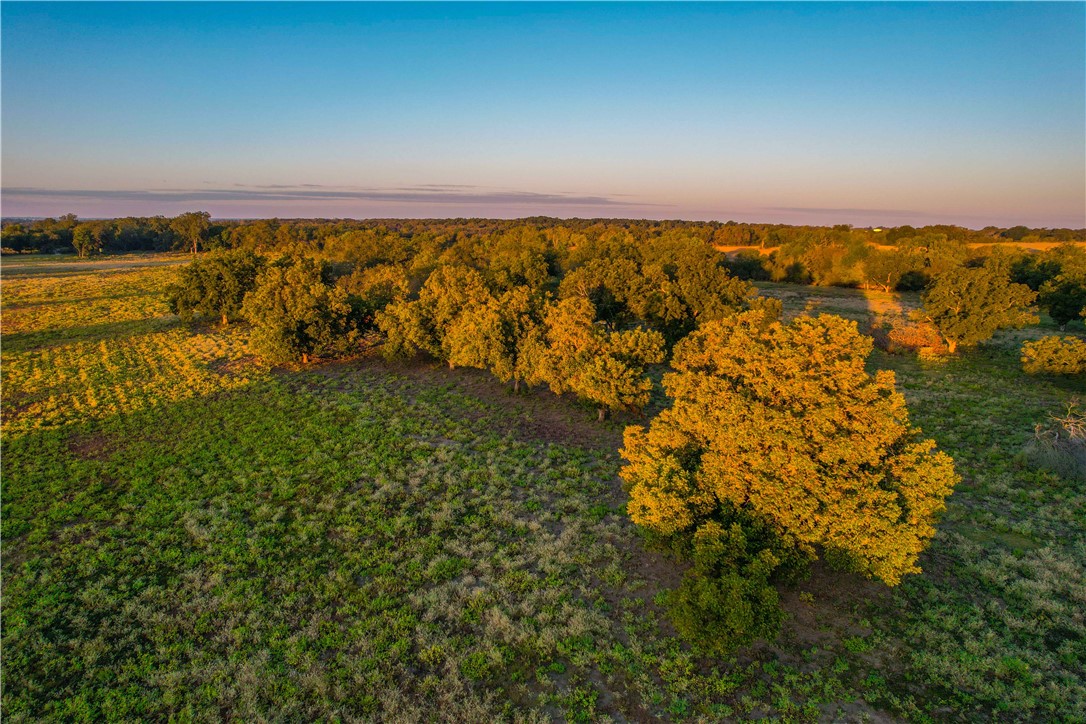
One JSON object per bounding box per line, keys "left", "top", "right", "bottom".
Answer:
{"left": 3, "top": 212, "right": 1083, "bottom": 259}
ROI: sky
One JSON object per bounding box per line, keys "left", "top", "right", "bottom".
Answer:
{"left": 2, "top": 2, "right": 1084, "bottom": 228}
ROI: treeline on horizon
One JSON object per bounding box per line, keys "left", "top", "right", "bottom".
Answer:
{"left": 3, "top": 213, "right": 1085, "bottom": 254}
{"left": 5, "top": 212, "right": 1086, "bottom": 294}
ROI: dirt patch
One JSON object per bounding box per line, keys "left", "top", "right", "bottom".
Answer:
{"left": 66, "top": 430, "right": 116, "bottom": 461}
{"left": 777, "top": 561, "right": 892, "bottom": 650}
{"left": 208, "top": 355, "right": 260, "bottom": 377}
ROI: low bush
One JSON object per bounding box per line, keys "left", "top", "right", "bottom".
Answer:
{"left": 1021, "top": 336, "right": 1086, "bottom": 376}
{"left": 874, "top": 316, "right": 949, "bottom": 357}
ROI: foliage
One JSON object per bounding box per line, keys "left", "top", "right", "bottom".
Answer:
{"left": 560, "top": 238, "right": 756, "bottom": 342}
{"left": 337, "top": 262, "right": 411, "bottom": 331}
{"left": 874, "top": 316, "right": 949, "bottom": 357}
{"left": 166, "top": 248, "right": 265, "bottom": 325}
{"left": 624, "top": 310, "right": 958, "bottom": 586}
{"left": 376, "top": 264, "right": 493, "bottom": 360}
{"left": 1021, "top": 336, "right": 1086, "bottom": 376}
{"left": 241, "top": 255, "right": 356, "bottom": 364}
{"left": 862, "top": 248, "right": 925, "bottom": 292}
{"left": 1038, "top": 275, "right": 1086, "bottom": 328}
{"left": 665, "top": 566, "right": 782, "bottom": 655}
{"left": 531, "top": 297, "right": 665, "bottom": 419}
{"left": 170, "top": 211, "right": 212, "bottom": 254}
{"left": 920, "top": 261, "right": 1038, "bottom": 353}
{"left": 443, "top": 286, "right": 545, "bottom": 390}
{"left": 71, "top": 223, "right": 101, "bottom": 258}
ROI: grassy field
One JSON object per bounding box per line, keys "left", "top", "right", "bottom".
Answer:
{"left": 2, "top": 254, "right": 1084, "bottom": 721}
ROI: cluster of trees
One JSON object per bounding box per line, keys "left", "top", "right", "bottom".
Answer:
{"left": 726, "top": 230, "right": 1086, "bottom": 297}
{"left": 166, "top": 249, "right": 355, "bottom": 364}
{"left": 894, "top": 245, "right": 1085, "bottom": 356}
{"left": 166, "top": 229, "right": 779, "bottom": 419}
{"left": 162, "top": 216, "right": 1086, "bottom": 649}
{"left": 378, "top": 273, "right": 667, "bottom": 420}
{"left": 1011, "top": 245, "right": 1086, "bottom": 329}
{"left": 2, "top": 212, "right": 221, "bottom": 255}
{"left": 917, "top": 256, "right": 1039, "bottom": 354}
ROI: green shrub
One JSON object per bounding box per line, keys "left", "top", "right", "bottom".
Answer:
{"left": 1021, "top": 336, "right": 1086, "bottom": 376}
{"left": 665, "top": 565, "right": 783, "bottom": 655}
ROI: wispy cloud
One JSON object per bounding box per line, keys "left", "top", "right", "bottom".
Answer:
{"left": 2, "top": 185, "right": 633, "bottom": 207}
{"left": 765, "top": 206, "right": 928, "bottom": 218}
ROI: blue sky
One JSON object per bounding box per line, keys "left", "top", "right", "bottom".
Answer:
{"left": 2, "top": 2, "right": 1083, "bottom": 227}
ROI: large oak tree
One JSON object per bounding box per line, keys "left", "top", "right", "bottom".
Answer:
{"left": 621, "top": 310, "right": 958, "bottom": 649}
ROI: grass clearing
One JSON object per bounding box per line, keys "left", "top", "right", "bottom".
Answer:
{"left": 2, "top": 256, "right": 1084, "bottom": 720}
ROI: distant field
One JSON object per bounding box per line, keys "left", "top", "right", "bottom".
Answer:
{"left": 1, "top": 251, "right": 191, "bottom": 276}
{"left": 716, "top": 240, "right": 1086, "bottom": 255}
{"left": 2, "top": 256, "right": 1084, "bottom": 720}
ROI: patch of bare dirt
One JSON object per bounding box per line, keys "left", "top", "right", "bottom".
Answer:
{"left": 66, "top": 430, "right": 116, "bottom": 461}
{"left": 777, "top": 561, "right": 892, "bottom": 649}
{"left": 208, "top": 355, "right": 260, "bottom": 376}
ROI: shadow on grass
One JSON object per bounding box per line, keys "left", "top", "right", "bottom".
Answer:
{"left": 2, "top": 292, "right": 154, "bottom": 311}
{"left": 1, "top": 316, "right": 183, "bottom": 353}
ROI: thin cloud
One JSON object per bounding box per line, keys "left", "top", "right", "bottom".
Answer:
{"left": 2, "top": 186, "right": 633, "bottom": 207}
{"left": 766, "top": 206, "right": 927, "bottom": 218}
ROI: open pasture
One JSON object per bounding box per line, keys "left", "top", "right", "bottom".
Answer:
{"left": 2, "top": 256, "right": 1084, "bottom": 721}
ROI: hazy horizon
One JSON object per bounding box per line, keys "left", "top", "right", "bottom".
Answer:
{"left": 3, "top": 2, "right": 1084, "bottom": 228}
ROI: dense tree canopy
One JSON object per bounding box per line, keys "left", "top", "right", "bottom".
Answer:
{"left": 167, "top": 249, "right": 265, "bottom": 325}
{"left": 241, "top": 255, "right": 356, "bottom": 364}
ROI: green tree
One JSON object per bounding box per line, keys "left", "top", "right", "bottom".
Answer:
{"left": 919, "top": 261, "right": 1038, "bottom": 354}
{"left": 863, "top": 248, "right": 923, "bottom": 292}
{"left": 171, "top": 211, "right": 212, "bottom": 255}
{"left": 167, "top": 249, "right": 265, "bottom": 325}
{"left": 559, "top": 257, "right": 641, "bottom": 330}
{"left": 376, "top": 265, "right": 493, "bottom": 361}
{"left": 1039, "top": 276, "right": 1086, "bottom": 329}
{"left": 442, "top": 286, "right": 545, "bottom": 391}
{"left": 1021, "top": 336, "right": 1086, "bottom": 376}
{"left": 338, "top": 263, "right": 411, "bottom": 331}
{"left": 241, "top": 255, "right": 356, "bottom": 364}
{"left": 530, "top": 297, "right": 665, "bottom": 420}
{"left": 620, "top": 310, "right": 958, "bottom": 648}
{"left": 71, "top": 224, "right": 101, "bottom": 258}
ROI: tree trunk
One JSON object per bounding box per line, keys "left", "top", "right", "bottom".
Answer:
{"left": 513, "top": 378, "right": 520, "bottom": 394}
{"left": 946, "top": 339, "right": 957, "bottom": 355}
{"left": 302, "top": 352, "right": 309, "bottom": 364}
{"left": 222, "top": 312, "right": 229, "bottom": 326}
{"left": 597, "top": 407, "right": 607, "bottom": 422}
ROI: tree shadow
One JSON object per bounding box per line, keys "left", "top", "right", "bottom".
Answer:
{"left": 1, "top": 316, "right": 184, "bottom": 354}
